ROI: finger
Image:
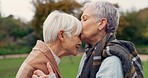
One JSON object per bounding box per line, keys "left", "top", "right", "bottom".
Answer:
{"left": 32, "top": 74, "right": 38, "bottom": 78}
{"left": 34, "top": 69, "right": 45, "bottom": 76}
{"left": 47, "top": 62, "right": 53, "bottom": 72}
{"left": 47, "top": 62, "right": 54, "bottom": 74}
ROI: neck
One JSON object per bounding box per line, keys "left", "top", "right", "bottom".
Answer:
{"left": 47, "top": 42, "right": 66, "bottom": 58}
{"left": 88, "top": 31, "right": 107, "bottom": 46}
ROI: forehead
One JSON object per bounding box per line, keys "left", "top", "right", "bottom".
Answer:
{"left": 81, "top": 9, "right": 93, "bottom": 17}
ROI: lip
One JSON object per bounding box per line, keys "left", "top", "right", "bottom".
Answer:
{"left": 76, "top": 46, "right": 79, "bottom": 50}
{"left": 76, "top": 45, "right": 81, "bottom": 51}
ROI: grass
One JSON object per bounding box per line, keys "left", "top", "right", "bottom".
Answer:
{"left": 143, "top": 61, "right": 148, "bottom": 78}
{"left": 0, "top": 56, "right": 148, "bottom": 78}
{"left": 59, "top": 56, "right": 82, "bottom": 78}
{"left": 0, "top": 56, "right": 82, "bottom": 78}
{"left": 0, "top": 58, "right": 25, "bottom": 78}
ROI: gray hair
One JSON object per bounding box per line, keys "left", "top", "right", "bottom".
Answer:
{"left": 83, "top": 1, "right": 120, "bottom": 33}
{"left": 43, "top": 11, "right": 82, "bottom": 43}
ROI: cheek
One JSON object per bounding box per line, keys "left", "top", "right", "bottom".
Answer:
{"left": 82, "top": 21, "right": 92, "bottom": 33}
{"left": 72, "top": 38, "right": 79, "bottom": 48}
{"left": 83, "top": 23, "right": 97, "bottom": 34}
{"left": 82, "top": 26, "right": 98, "bottom": 40}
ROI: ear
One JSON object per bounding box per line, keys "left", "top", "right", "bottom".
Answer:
{"left": 57, "top": 30, "right": 65, "bottom": 42}
{"left": 98, "top": 18, "right": 107, "bottom": 30}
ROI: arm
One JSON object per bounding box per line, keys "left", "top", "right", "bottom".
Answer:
{"left": 96, "top": 56, "right": 123, "bottom": 78}
{"left": 32, "top": 62, "right": 56, "bottom": 78}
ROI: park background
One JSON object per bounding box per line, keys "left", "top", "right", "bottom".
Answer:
{"left": 0, "top": 0, "right": 148, "bottom": 78}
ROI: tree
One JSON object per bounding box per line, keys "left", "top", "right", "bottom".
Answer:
{"left": 31, "top": 0, "right": 82, "bottom": 39}
{"left": 117, "top": 15, "right": 129, "bottom": 37}
{"left": 0, "top": 15, "right": 33, "bottom": 43}
{"left": 117, "top": 9, "right": 148, "bottom": 44}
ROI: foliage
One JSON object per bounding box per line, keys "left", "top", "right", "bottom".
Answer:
{"left": 0, "top": 15, "right": 33, "bottom": 41}
{"left": 31, "top": 0, "right": 82, "bottom": 38}
{"left": 0, "top": 46, "right": 31, "bottom": 55}
{"left": 0, "top": 1, "right": 148, "bottom": 55}
{"left": 138, "top": 8, "right": 148, "bottom": 38}
{"left": 136, "top": 45, "right": 148, "bottom": 54}
{"left": 0, "top": 15, "right": 34, "bottom": 55}
{"left": 117, "top": 9, "right": 148, "bottom": 44}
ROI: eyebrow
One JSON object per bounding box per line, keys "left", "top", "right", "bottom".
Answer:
{"left": 81, "top": 15, "right": 89, "bottom": 19}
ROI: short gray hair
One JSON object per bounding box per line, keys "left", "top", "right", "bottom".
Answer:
{"left": 83, "top": 1, "right": 120, "bottom": 33}
{"left": 43, "top": 11, "right": 82, "bottom": 43}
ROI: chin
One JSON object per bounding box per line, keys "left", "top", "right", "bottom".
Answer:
{"left": 73, "top": 52, "right": 78, "bottom": 56}
{"left": 73, "top": 54, "right": 77, "bottom": 56}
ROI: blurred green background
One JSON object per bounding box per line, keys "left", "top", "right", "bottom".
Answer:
{"left": 0, "top": 0, "right": 148, "bottom": 55}
{"left": 0, "top": 0, "right": 148, "bottom": 78}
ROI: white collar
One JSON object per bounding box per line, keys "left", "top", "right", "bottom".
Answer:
{"left": 50, "top": 50, "right": 61, "bottom": 65}
{"left": 45, "top": 44, "right": 60, "bottom": 65}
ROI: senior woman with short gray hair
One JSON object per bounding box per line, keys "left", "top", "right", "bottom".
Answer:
{"left": 16, "top": 10, "right": 82, "bottom": 78}
{"left": 78, "top": 1, "right": 143, "bottom": 78}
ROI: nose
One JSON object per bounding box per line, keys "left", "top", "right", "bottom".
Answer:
{"left": 78, "top": 40, "right": 82, "bottom": 46}
{"left": 80, "top": 21, "right": 84, "bottom": 27}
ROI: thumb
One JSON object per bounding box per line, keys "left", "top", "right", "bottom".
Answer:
{"left": 47, "top": 62, "right": 54, "bottom": 75}
{"left": 33, "top": 69, "right": 45, "bottom": 76}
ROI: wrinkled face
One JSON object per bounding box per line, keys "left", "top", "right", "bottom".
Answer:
{"left": 63, "top": 32, "right": 82, "bottom": 56}
{"left": 80, "top": 9, "right": 99, "bottom": 43}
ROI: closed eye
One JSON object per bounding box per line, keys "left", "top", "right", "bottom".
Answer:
{"left": 81, "top": 15, "right": 88, "bottom": 21}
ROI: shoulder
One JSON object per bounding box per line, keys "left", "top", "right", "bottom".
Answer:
{"left": 96, "top": 56, "right": 123, "bottom": 78}
{"left": 102, "top": 56, "right": 121, "bottom": 66}
{"left": 103, "top": 56, "right": 121, "bottom": 64}
{"left": 100, "top": 56, "right": 122, "bottom": 71}
{"left": 101, "top": 56, "right": 122, "bottom": 69}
